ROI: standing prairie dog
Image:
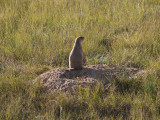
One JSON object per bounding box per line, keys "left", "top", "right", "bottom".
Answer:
{"left": 69, "top": 37, "right": 85, "bottom": 70}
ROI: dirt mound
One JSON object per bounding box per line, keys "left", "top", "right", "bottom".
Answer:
{"left": 34, "top": 64, "right": 143, "bottom": 92}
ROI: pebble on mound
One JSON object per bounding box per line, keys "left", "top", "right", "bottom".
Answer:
{"left": 34, "top": 64, "right": 144, "bottom": 92}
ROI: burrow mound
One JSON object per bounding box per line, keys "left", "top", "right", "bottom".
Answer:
{"left": 34, "top": 64, "right": 144, "bottom": 92}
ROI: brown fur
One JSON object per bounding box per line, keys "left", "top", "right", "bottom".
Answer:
{"left": 69, "top": 37, "right": 85, "bottom": 70}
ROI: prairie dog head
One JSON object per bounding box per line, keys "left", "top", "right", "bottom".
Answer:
{"left": 75, "top": 36, "right": 84, "bottom": 44}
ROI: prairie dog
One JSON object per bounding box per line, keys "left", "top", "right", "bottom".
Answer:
{"left": 69, "top": 37, "right": 85, "bottom": 70}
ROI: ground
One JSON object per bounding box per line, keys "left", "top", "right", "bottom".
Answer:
{"left": 34, "top": 64, "right": 144, "bottom": 92}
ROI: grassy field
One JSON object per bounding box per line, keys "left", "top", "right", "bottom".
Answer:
{"left": 0, "top": 0, "right": 160, "bottom": 119}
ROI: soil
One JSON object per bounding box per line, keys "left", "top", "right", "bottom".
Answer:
{"left": 34, "top": 64, "right": 144, "bottom": 92}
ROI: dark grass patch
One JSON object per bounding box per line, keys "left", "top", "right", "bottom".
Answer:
{"left": 97, "top": 103, "right": 131, "bottom": 119}
{"left": 99, "top": 38, "right": 114, "bottom": 52}
{"left": 113, "top": 77, "right": 143, "bottom": 94}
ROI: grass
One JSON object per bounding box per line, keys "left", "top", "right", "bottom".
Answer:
{"left": 0, "top": 0, "right": 160, "bottom": 119}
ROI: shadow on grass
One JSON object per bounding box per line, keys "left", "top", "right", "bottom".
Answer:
{"left": 113, "top": 77, "right": 143, "bottom": 94}
{"left": 97, "top": 103, "right": 131, "bottom": 119}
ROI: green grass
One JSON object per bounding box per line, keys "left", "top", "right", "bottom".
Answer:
{"left": 0, "top": 0, "right": 160, "bottom": 119}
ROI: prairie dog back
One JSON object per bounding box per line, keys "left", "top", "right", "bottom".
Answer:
{"left": 69, "top": 37, "right": 84, "bottom": 69}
